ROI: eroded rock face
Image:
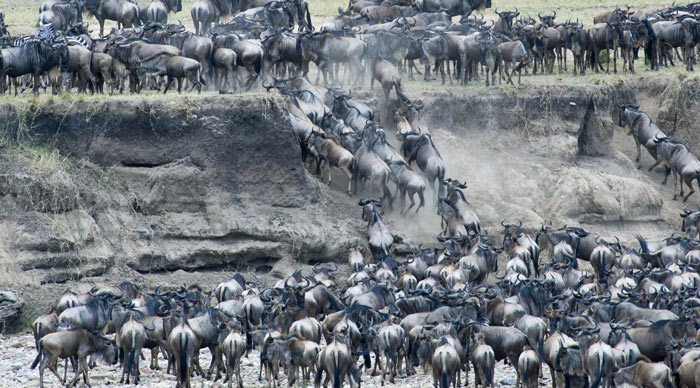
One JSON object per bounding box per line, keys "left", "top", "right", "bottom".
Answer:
{"left": 543, "top": 168, "right": 664, "bottom": 225}
{"left": 0, "top": 96, "right": 365, "bottom": 290}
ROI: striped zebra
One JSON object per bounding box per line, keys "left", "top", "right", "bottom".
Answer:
{"left": 11, "top": 35, "right": 41, "bottom": 47}
{"left": 66, "top": 35, "right": 90, "bottom": 49}
{"left": 34, "top": 23, "right": 58, "bottom": 41}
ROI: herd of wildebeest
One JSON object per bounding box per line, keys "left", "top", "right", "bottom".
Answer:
{"left": 15, "top": 1, "right": 700, "bottom": 388}
{"left": 3, "top": 0, "right": 700, "bottom": 95}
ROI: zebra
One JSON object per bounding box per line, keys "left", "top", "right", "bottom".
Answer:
{"left": 66, "top": 35, "right": 90, "bottom": 49}
{"left": 11, "top": 35, "right": 41, "bottom": 47}
{"left": 34, "top": 24, "right": 58, "bottom": 41}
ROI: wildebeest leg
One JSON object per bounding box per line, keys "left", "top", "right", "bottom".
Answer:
{"left": 405, "top": 189, "right": 416, "bottom": 214}
{"left": 661, "top": 165, "right": 671, "bottom": 184}
{"left": 683, "top": 175, "right": 696, "bottom": 202}
{"left": 320, "top": 63, "right": 330, "bottom": 85}
{"left": 326, "top": 163, "right": 331, "bottom": 186}
{"left": 423, "top": 59, "right": 431, "bottom": 82}
{"left": 352, "top": 59, "right": 364, "bottom": 86}
{"left": 563, "top": 47, "right": 568, "bottom": 71}
{"left": 45, "top": 356, "right": 64, "bottom": 385}
{"left": 440, "top": 60, "right": 446, "bottom": 85}
{"left": 193, "top": 352, "right": 206, "bottom": 377}
{"left": 343, "top": 166, "right": 352, "bottom": 195}
{"left": 549, "top": 365, "right": 557, "bottom": 388}
{"left": 32, "top": 73, "right": 40, "bottom": 95}
{"left": 163, "top": 76, "right": 174, "bottom": 94}
{"left": 673, "top": 169, "right": 680, "bottom": 199}
{"left": 150, "top": 347, "right": 159, "bottom": 370}
{"left": 634, "top": 138, "right": 642, "bottom": 166}
{"left": 189, "top": 73, "right": 202, "bottom": 94}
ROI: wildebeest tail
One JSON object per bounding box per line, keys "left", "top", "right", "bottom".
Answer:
{"left": 589, "top": 353, "right": 603, "bottom": 388}
{"left": 394, "top": 81, "right": 410, "bottom": 105}
{"left": 386, "top": 343, "right": 397, "bottom": 365}
{"left": 664, "top": 368, "right": 673, "bottom": 388}
{"left": 134, "top": 7, "right": 142, "bottom": 26}
{"left": 441, "top": 370, "right": 449, "bottom": 388}
{"left": 228, "top": 342, "right": 237, "bottom": 370}
{"left": 127, "top": 330, "right": 137, "bottom": 377}
{"left": 305, "top": 5, "right": 313, "bottom": 31}
{"left": 530, "top": 246, "right": 540, "bottom": 277}
{"left": 383, "top": 176, "right": 393, "bottom": 208}
{"left": 634, "top": 234, "right": 648, "bottom": 254}
{"left": 593, "top": 252, "right": 604, "bottom": 280}
{"left": 179, "top": 333, "right": 189, "bottom": 383}
{"left": 484, "top": 352, "right": 494, "bottom": 384}
{"left": 411, "top": 341, "right": 420, "bottom": 367}
{"left": 33, "top": 323, "right": 41, "bottom": 348}
{"left": 245, "top": 311, "right": 252, "bottom": 351}
{"left": 333, "top": 349, "right": 341, "bottom": 388}
{"left": 436, "top": 164, "right": 446, "bottom": 199}
{"left": 30, "top": 342, "right": 42, "bottom": 369}
{"left": 362, "top": 341, "right": 371, "bottom": 369}
{"left": 128, "top": 347, "right": 136, "bottom": 378}
{"left": 199, "top": 70, "right": 207, "bottom": 86}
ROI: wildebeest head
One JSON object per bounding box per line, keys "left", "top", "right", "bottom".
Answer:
{"left": 359, "top": 198, "right": 382, "bottom": 223}
{"left": 538, "top": 10, "right": 556, "bottom": 27}
{"left": 501, "top": 220, "right": 523, "bottom": 253}
{"left": 680, "top": 207, "right": 700, "bottom": 233}
{"left": 617, "top": 104, "right": 639, "bottom": 127}
{"left": 91, "top": 332, "right": 120, "bottom": 365}
{"left": 495, "top": 7, "right": 519, "bottom": 31}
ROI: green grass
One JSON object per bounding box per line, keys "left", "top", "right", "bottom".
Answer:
{"left": 0, "top": 89, "right": 270, "bottom": 105}
{"left": 489, "top": 0, "right": 675, "bottom": 25}
{"left": 12, "top": 301, "right": 38, "bottom": 333}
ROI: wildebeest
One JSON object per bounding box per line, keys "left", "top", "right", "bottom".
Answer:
{"left": 413, "top": 0, "right": 491, "bottom": 17}
{"left": 136, "top": 53, "right": 205, "bottom": 93}
{"left": 0, "top": 39, "right": 69, "bottom": 95}
{"left": 618, "top": 105, "right": 667, "bottom": 170}
{"left": 310, "top": 134, "right": 354, "bottom": 194}
{"left": 31, "top": 329, "right": 119, "bottom": 388}
{"left": 613, "top": 361, "right": 674, "bottom": 388}
{"left": 147, "top": 0, "right": 182, "bottom": 24}
{"left": 314, "top": 338, "right": 361, "bottom": 388}
{"left": 299, "top": 31, "right": 366, "bottom": 86}
{"left": 38, "top": 2, "right": 82, "bottom": 31}
{"left": 387, "top": 160, "right": 426, "bottom": 214}
{"left": 398, "top": 132, "right": 445, "bottom": 202}
{"left": 85, "top": 0, "right": 142, "bottom": 37}
{"left": 191, "top": 0, "right": 236, "bottom": 35}
{"left": 222, "top": 331, "right": 247, "bottom": 388}
{"left": 431, "top": 339, "right": 461, "bottom": 388}
{"left": 168, "top": 319, "right": 198, "bottom": 388}
{"left": 118, "top": 317, "right": 147, "bottom": 384}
